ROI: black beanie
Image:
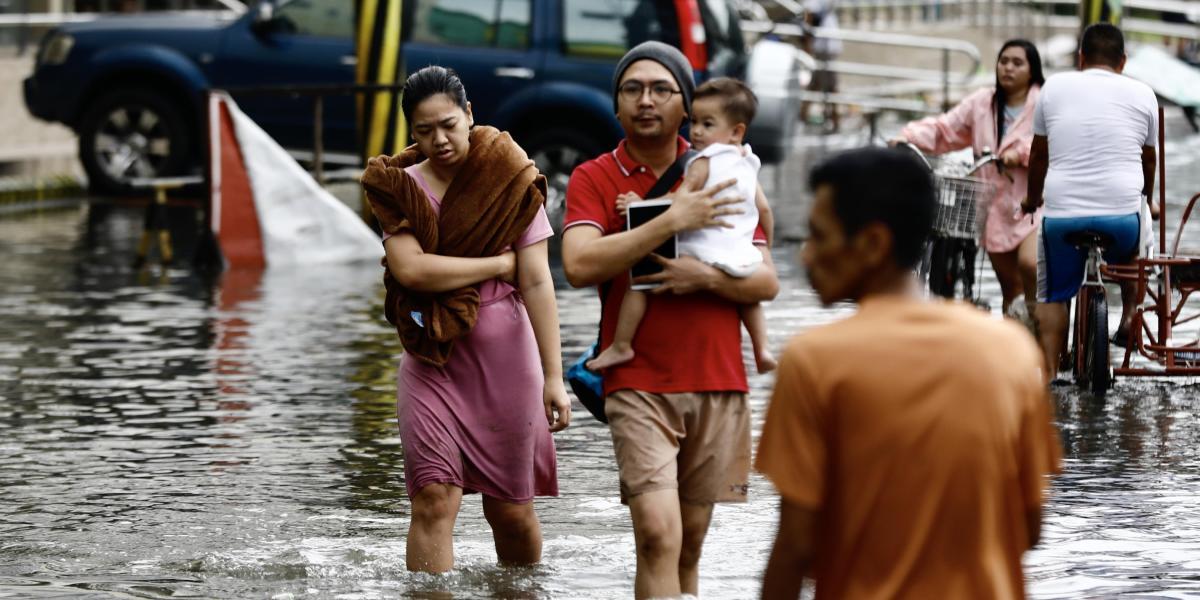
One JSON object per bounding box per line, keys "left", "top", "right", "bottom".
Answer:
{"left": 612, "top": 41, "right": 695, "bottom": 115}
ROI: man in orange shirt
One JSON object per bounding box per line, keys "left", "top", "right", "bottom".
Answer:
{"left": 756, "top": 147, "right": 1061, "bottom": 599}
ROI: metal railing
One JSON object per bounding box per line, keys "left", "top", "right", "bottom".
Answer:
{"left": 822, "top": 0, "right": 1200, "bottom": 41}
{"left": 748, "top": 0, "right": 1197, "bottom": 123}
{"left": 0, "top": 7, "right": 242, "bottom": 55}
{"left": 742, "top": 19, "right": 983, "bottom": 110}
{"left": 214, "top": 82, "right": 406, "bottom": 185}
{"left": 0, "top": 7, "right": 242, "bottom": 26}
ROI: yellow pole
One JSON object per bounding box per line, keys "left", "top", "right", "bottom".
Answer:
{"left": 1081, "top": 0, "right": 1121, "bottom": 30}
{"left": 355, "top": 0, "right": 406, "bottom": 223}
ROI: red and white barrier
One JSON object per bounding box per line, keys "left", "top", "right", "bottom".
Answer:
{"left": 208, "top": 93, "right": 382, "bottom": 269}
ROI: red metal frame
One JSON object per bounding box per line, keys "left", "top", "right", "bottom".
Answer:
{"left": 1098, "top": 108, "right": 1200, "bottom": 377}
{"left": 1103, "top": 190, "right": 1200, "bottom": 376}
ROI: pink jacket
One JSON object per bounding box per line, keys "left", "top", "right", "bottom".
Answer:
{"left": 900, "top": 85, "right": 1042, "bottom": 253}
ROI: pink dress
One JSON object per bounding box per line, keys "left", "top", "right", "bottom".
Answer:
{"left": 394, "top": 165, "right": 558, "bottom": 503}
{"left": 900, "top": 86, "right": 1043, "bottom": 253}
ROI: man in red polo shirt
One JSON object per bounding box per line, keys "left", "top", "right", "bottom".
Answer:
{"left": 562, "top": 42, "right": 779, "bottom": 599}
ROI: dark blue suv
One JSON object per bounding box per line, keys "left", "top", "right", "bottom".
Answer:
{"left": 24, "top": 0, "right": 793, "bottom": 197}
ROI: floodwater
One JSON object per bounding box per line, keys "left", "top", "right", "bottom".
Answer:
{"left": 2, "top": 116, "right": 1200, "bottom": 599}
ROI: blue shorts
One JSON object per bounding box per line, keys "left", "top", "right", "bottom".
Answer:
{"left": 1037, "top": 213, "right": 1139, "bottom": 303}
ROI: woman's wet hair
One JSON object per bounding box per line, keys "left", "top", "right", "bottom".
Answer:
{"left": 808, "top": 147, "right": 935, "bottom": 269}
{"left": 992, "top": 39, "right": 1045, "bottom": 142}
{"left": 401, "top": 65, "right": 469, "bottom": 123}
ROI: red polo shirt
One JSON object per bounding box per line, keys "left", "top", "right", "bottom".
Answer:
{"left": 564, "top": 137, "right": 766, "bottom": 395}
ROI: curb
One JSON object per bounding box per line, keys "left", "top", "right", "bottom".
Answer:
{"left": 0, "top": 175, "right": 88, "bottom": 215}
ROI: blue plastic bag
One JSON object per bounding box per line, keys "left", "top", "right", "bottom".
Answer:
{"left": 566, "top": 342, "right": 608, "bottom": 424}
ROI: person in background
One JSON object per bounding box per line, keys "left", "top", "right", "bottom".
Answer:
{"left": 800, "top": 0, "right": 843, "bottom": 131}
{"left": 1022, "top": 23, "right": 1159, "bottom": 377}
{"left": 758, "top": 147, "right": 1060, "bottom": 599}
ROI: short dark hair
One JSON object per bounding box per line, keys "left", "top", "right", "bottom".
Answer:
{"left": 401, "top": 65, "right": 469, "bottom": 123}
{"left": 1080, "top": 23, "right": 1125, "bottom": 67}
{"left": 694, "top": 77, "right": 758, "bottom": 125}
{"left": 808, "top": 147, "right": 935, "bottom": 269}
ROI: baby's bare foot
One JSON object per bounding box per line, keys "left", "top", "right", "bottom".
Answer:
{"left": 586, "top": 344, "right": 635, "bottom": 371}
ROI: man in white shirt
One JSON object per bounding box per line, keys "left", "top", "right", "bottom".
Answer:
{"left": 1022, "top": 23, "right": 1158, "bottom": 379}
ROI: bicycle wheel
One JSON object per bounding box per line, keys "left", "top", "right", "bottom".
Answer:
{"left": 917, "top": 240, "right": 934, "bottom": 286}
{"left": 928, "top": 237, "right": 958, "bottom": 298}
{"left": 960, "top": 240, "right": 978, "bottom": 301}
{"left": 1085, "top": 290, "right": 1111, "bottom": 397}
{"left": 1073, "top": 289, "right": 1088, "bottom": 386}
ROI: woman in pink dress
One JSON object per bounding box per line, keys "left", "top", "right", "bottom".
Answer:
{"left": 893, "top": 40, "right": 1045, "bottom": 319}
{"left": 374, "top": 66, "right": 570, "bottom": 573}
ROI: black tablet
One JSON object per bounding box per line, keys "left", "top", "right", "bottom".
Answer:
{"left": 626, "top": 199, "right": 677, "bottom": 290}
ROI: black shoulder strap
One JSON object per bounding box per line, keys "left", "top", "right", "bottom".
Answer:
{"left": 645, "top": 149, "right": 697, "bottom": 199}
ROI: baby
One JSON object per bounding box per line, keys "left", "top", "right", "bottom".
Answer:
{"left": 588, "top": 77, "right": 777, "bottom": 374}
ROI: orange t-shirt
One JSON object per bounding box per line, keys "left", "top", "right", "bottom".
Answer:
{"left": 756, "top": 297, "right": 1061, "bottom": 600}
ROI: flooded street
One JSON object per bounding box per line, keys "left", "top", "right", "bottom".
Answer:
{"left": 3, "top": 117, "right": 1200, "bottom": 598}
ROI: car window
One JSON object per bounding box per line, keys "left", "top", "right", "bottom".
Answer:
{"left": 410, "top": 0, "right": 531, "bottom": 49}
{"left": 562, "top": 0, "right": 680, "bottom": 59}
{"left": 275, "top": 0, "right": 354, "bottom": 38}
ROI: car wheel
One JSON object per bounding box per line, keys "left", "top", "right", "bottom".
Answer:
{"left": 523, "top": 129, "right": 606, "bottom": 234}
{"left": 78, "top": 88, "right": 192, "bottom": 195}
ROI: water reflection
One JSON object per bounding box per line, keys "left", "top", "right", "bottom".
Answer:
{"left": 1029, "top": 383, "right": 1200, "bottom": 599}
{"left": 339, "top": 282, "right": 409, "bottom": 516}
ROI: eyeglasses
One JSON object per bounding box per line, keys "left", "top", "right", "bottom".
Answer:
{"left": 618, "top": 81, "right": 682, "bottom": 105}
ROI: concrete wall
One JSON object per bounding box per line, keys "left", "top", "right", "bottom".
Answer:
{"left": 0, "top": 55, "right": 81, "bottom": 178}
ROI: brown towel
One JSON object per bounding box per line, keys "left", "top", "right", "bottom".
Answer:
{"left": 361, "top": 126, "right": 547, "bottom": 367}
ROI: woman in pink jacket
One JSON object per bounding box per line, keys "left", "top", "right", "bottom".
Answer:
{"left": 893, "top": 39, "right": 1045, "bottom": 318}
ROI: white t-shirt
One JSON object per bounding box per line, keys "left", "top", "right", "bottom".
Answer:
{"left": 1033, "top": 68, "right": 1158, "bottom": 218}
{"left": 678, "top": 143, "right": 763, "bottom": 278}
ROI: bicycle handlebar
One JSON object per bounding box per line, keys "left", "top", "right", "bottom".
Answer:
{"left": 890, "top": 142, "right": 1013, "bottom": 183}
{"left": 892, "top": 141, "right": 934, "bottom": 170}
{"left": 967, "top": 150, "right": 1014, "bottom": 182}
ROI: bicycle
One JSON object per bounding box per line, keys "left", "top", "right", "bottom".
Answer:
{"left": 897, "top": 144, "right": 1007, "bottom": 305}
{"left": 1068, "top": 230, "right": 1114, "bottom": 397}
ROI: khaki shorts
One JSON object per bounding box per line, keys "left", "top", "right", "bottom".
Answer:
{"left": 606, "top": 390, "right": 751, "bottom": 504}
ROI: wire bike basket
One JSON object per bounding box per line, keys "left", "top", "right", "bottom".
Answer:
{"left": 932, "top": 173, "right": 990, "bottom": 241}
{"left": 896, "top": 143, "right": 1004, "bottom": 305}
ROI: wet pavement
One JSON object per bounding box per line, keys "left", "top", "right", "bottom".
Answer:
{"left": 2, "top": 115, "right": 1200, "bottom": 598}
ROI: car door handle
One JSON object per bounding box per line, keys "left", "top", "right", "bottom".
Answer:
{"left": 494, "top": 66, "right": 534, "bottom": 80}
{"left": 341, "top": 55, "right": 358, "bottom": 66}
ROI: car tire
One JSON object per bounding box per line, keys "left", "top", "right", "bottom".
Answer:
{"left": 522, "top": 129, "right": 607, "bottom": 234}
{"left": 78, "top": 87, "right": 193, "bottom": 195}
